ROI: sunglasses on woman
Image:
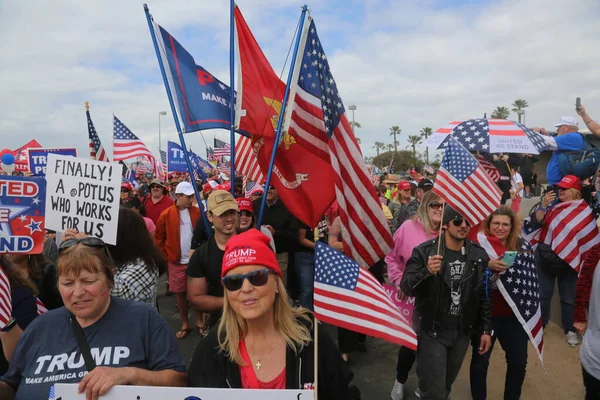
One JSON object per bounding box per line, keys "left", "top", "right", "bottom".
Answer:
{"left": 451, "top": 216, "right": 470, "bottom": 227}
{"left": 59, "top": 237, "right": 107, "bottom": 253}
{"left": 429, "top": 202, "right": 443, "bottom": 210}
{"left": 239, "top": 210, "right": 253, "bottom": 218}
{"left": 221, "top": 268, "right": 271, "bottom": 291}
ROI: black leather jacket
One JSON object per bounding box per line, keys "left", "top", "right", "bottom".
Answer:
{"left": 400, "top": 236, "right": 492, "bottom": 336}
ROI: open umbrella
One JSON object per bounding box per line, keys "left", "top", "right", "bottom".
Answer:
{"left": 426, "top": 118, "right": 549, "bottom": 154}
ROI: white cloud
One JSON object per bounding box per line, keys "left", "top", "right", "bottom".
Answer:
{"left": 1, "top": 0, "right": 599, "bottom": 165}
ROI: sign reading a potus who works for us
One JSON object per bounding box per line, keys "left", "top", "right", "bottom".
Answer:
{"left": 53, "top": 384, "right": 314, "bottom": 399}
{"left": 45, "top": 154, "right": 121, "bottom": 245}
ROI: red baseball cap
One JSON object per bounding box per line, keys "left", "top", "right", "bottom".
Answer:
{"left": 236, "top": 197, "right": 253, "bottom": 213}
{"left": 397, "top": 181, "right": 411, "bottom": 191}
{"left": 221, "top": 229, "right": 282, "bottom": 278}
{"left": 555, "top": 175, "right": 582, "bottom": 191}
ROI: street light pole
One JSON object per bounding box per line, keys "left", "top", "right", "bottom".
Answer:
{"left": 158, "top": 111, "right": 167, "bottom": 153}
{"left": 348, "top": 104, "right": 357, "bottom": 135}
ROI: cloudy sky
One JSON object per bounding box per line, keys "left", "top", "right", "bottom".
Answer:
{"left": 1, "top": 0, "right": 599, "bottom": 162}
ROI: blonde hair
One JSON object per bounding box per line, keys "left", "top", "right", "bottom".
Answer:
{"left": 562, "top": 188, "right": 582, "bottom": 201}
{"left": 57, "top": 244, "right": 114, "bottom": 284}
{"left": 217, "top": 277, "right": 312, "bottom": 365}
{"left": 412, "top": 190, "right": 442, "bottom": 234}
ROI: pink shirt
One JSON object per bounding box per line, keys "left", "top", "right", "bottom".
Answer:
{"left": 143, "top": 217, "right": 156, "bottom": 234}
{"left": 385, "top": 219, "right": 436, "bottom": 286}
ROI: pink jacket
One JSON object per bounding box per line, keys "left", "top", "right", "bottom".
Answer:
{"left": 385, "top": 219, "right": 437, "bottom": 285}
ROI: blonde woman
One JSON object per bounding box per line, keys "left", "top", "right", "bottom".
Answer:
{"left": 188, "top": 229, "right": 360, "bottom": 399}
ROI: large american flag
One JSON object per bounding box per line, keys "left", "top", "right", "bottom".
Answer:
{"left": 113, "top": 116, "right": 154, "bottom": 161}
{"left": 284, "top": 20, "right": 393, "bottom": 267}
{"left": 87, "top": 109, "right": 109, "bottom": 162}
{"left": 476, "top": 233, "right": 544, "bottom": 366}
{"left": 314, "top": 242, "right": 417, "bottom": 349}
{"left": 433, "top": 136, "right": 502, "bottom": 226}
{"left": 475, "top": 153, "right": 500, "bottom": 182}
{"left": 0, "top": 265, "right": 12, "bottom": 329}
{"left": 235, "top": 135, "right": 264, "bottom": 183}
{"left": 213, "top": 138, "right": 231, "bottom": 157}
{"left": 523, "top": 199, "right": 600, "bottom": 272}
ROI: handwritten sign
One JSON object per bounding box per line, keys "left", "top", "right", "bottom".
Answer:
{"left": 53, "top": 384, "right": 314, "bottom": 399}
{"left": 28, "top": 148, "right": 77, "bottom": 176}
{"left": 382, "top": 283, "right": 415, "bottom": 323}
{"left": 45, "top": 154, "right": 120, "bottom": 245}
{"left": 0, "top": 175, "right": 46, "bottom": 254}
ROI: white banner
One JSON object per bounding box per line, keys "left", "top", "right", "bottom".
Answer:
{"left": 54, "top": 384, "right": 314, "bottom": 399}
{"left": 45, "top": 154, "right": 121, "bottom": 245}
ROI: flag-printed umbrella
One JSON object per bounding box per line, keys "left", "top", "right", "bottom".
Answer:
{"left": 426, "top": 118, "right": 549, "bottom": 154}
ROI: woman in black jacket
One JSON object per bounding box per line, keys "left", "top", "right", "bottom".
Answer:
{"left": 188, "top": 229, "right": 360, "bottom": 398}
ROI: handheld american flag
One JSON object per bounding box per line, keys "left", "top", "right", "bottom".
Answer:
{"left": 0, "top": 265, "right": 11, "bottom": 329}
{"left": 113, "top": 116, "right": 154, "bottom": 161}
{"left": 314, "top": 242, "right": 417, "bottom": 349}
{"left": 86, "top": 107, "right": 109, "bottom": 162}
{"left": 283, "top": 19, "right": 393, "bottom": 266}
{"left": 213, "top": 138, "right": 231, "bottom": 157}
{"left": 475, "top": 153, "right": 500, "bottom": 183}
{"left": 235, "top": 136, "right": 264, "bottom": 184}
{"left": 523, "top": 199, "right": 600, "bottom": 272}
{"left": 476, "top": 233, "right": 544, "bottom": 366}
{"left": 433, "top": 136, "right": 502, "bottom": 226}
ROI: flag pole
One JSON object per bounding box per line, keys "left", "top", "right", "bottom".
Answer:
{"left": 143, "top": 4, "right": 211, "bottom": 234}
{"left": 436, "top": 202, "right": 445, "bottom": 255}
{"left": 257, "top": 5, "right": 308, "bottom": 227}
{"left": 313, "top": 226, "right": 320, "bottom": 399}
{"left": 229, "top": 0, "right": 236, "bottom": 195}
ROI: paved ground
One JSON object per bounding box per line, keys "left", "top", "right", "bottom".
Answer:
{"left": 158, "top": 275, "right": 585, "bottom": 399}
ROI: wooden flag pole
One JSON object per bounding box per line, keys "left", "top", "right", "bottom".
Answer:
{"left": 313, "top": 227, "right": 319, "bottom": 399}
{"left": 436, "top": 202, "right": 445, "bottom": 255}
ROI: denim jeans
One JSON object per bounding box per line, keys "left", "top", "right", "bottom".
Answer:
{"left": 470, "top": 315, "right": 528, "bottom": 400}
{"left": 416, "top": 329, "right": 470, "bottom": 400}
{"left": 537, "top": 260, "right": 578, "bottom": 333}
{"left": 295, "top": 251, "right": 314, "bottom": 310}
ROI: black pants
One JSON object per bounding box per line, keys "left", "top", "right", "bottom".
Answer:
{"left": 470, "top": 315, "right": 528, "bottom": 400}
{"left": 583, "top": 366, "right": 600, "bottom": 400}
{"left": 337, "top": 327, "right": 366, "bottom": 354}
{"left": 497, "top": 180, "right": 511, "bottom": 205}
{"left": 396, "top": 345, "right": 416, "bottom": 383}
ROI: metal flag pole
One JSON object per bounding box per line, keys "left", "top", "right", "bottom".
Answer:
{"left": 143, "top": 4, "right": 211, "bottom": 234}
{"left": 257, "top": 5, "right": 308, "bottom": 227}
{"left": 229, "top": 0, "right": 236, "bottom": 195}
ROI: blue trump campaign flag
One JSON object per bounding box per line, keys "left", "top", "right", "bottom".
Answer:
{"left": 188, "top": 150, "right": 207, "bottom": 182}
{"left": 28, "top": 148, "right": 77, "bottom": 176}
{"left": 154, "top": 23, "right": 245, "bottom": 134}
{"left": 0, "top": 175, "right": 46, "bottom": 254}
{"left": 167, "top": 141, "right": 189, "bottom": 173}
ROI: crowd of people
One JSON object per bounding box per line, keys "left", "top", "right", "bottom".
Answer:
{"left": 1, "top": 106, "right": 600, "bottom": 400}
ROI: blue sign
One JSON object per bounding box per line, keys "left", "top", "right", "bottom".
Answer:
{"left": 28, "top": 148, "right": 77, "bottom": 176}
{"left": 167, "top": 141, "right": 188, "bottom": 173}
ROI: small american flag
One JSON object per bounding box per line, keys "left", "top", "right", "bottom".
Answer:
{"left": 235, "top": 136, "right": 264, "bottom": 183}
{"left": 0, "top": 265, "right": 12, "bottom": 329}
{"left": 36, "top": 297, "right": 48, "bottom": 315}
{"left": 433, "top": 136, "right": 502, "bottom": 226}
{"left": 314, "top": 242, "right": 417, "bottom": 349}
{"left": 113, "top": 116, "right": 154, "bottom": 161}
{"left": 285, "top": 20, "right": 393, "bottom": 267}
{"left": 160, "top": 149, "right": 167, "bottom": 166}
{"left": 475, "top": 153, "right": 500, "bottom": 183}
{"left": 476, "top": 233, "right": 544, "bottom": 366}
{"left": 244, "top": 181, "right": 263, "bottom": 197}
{"left": 213, "top": 138, "right": 231, "bottom": 157}
{"left": 523, "top": 199, "right": 600, "bottom": 272}
{"left": 87, "top": 109, "right": 109, "bottom": 162}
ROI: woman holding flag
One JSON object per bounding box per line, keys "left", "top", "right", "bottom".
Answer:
{"left": 468, "top": 206, "right": 536, "bottom": 400}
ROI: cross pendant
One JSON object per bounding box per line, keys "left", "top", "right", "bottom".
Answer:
{"left": 255, "top": 361, "right": 262, "bottom": 370}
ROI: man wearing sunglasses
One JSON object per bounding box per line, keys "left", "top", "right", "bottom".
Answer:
{"left": 401, "top": 206, "right": 492, "bottom": 400}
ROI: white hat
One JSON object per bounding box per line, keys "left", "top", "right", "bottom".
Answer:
{"left": 554, "top": 116, "right": 579, "bottom": 127}
{"left": 175, "top": 181, "right": 195, "bottom": 196}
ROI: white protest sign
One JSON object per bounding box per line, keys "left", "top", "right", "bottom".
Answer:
{"left": 489, "top": 136, "right": 539, "bottom": 154}
{"left": 54, "top": 384, "right": 314, "bottom": 399}
{"left": 45, "top": 154, "right": 121, "bottom": 245}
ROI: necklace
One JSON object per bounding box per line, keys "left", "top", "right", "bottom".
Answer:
{"left": 251, "top": 341, "right": 277, "bottom": 371}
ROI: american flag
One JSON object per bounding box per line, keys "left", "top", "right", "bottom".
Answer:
{"left": 87, "top": 109, "right": 109, "bottom": 162}
{"left": 433, "top": 136, "right": 502, "bottom": 226}
{"left": 36, "top": 297, "right": 47, "bottom": 315}
{"left": 244, "top": 181, "right": 263, "bottom": 198}
{"left": 475, "top": 153, "right": 500, "bottom": 182}
{"left": 160, "top": 150, "right": 167, "bottom": 166}
{"left": 235, "top": 135, "right": 264, "bottom": 183}
{"left": 213, "top": 138, "right": 231, "bottom": 157}
{"left": 523, "top": 199, "right": 600, "bottom": 272}
{"left": 136, "top": 161, "right": 152, "bottom": 174}
{"left": 314, "top": 242, "right": 417, "bottom": 349}
{"left": 476, "top": 233, "right": 544, "bottom": 365}
{"left": 284, "top": 20, "right": 393, "bottom": 267}
{"left": 113, "top": 116, "right": 154, "bottom": 161}
{"left": 0, "top": 265, "right": 12, "bottom": 329}
{"left": 206, "top": 147, "right": 216, "bottom": 162}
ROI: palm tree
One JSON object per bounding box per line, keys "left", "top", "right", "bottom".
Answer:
{"left": 350, "top": 121, "right": 362, "bottom": 129}
{"left": 372, "top": 141, "right": 385, "bottom": 156}
{"left": 491, "top": 106, "right": 510, "bottom": 119}
{"left": 420, "top": 127, "right": 433, "bottom": 163}
{"left": 511, "top": 99, "right": 529, "bottom": 124}
{"left": 389, "top": 126, "right": 401, "bottom": 152}
{"left": 407, "top": 135, "right": 422, "bottom": 159}
{"left": 386, "top": 143, "right": 394, "bottom": 152}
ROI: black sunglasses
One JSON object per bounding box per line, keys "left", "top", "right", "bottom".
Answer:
{"left": 221, "top": 268, "right": 271, "bottom": 292}
{"left": 59, "top": 237, "right": 107, "bottom": 253}
{"left": 120, "top": 188, "right": 129, "bottom": 193}
{"left": 429, "top": 202, "right": 443, "bottom": 210}
{"left": 150, "top": 185, "right": 162, "bottom": 189}
{"left": 451, "top": 216, "right": 470, "bottom": 227}
{"left": 268, "top": 186, "right": 276, "bottom": 191}
{"left": 239, "top": 210, "right": 253, "bottom": 217}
